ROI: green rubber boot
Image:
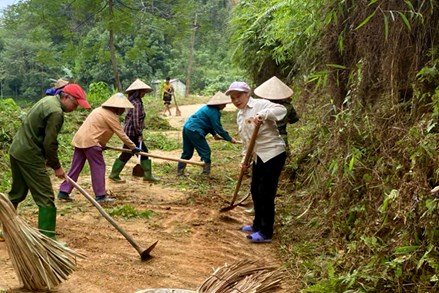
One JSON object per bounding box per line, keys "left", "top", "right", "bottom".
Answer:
{"left": 38, "top": 206, "right": 57, "bottom": 239}
{"left": 141, "top": 159, "right": 159, "bottom": 182}
{"left": 109, "top": 158, "right": 127, "bottom": 183}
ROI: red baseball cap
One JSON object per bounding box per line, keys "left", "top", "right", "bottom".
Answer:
{"left": 63, "top": 84, "right": 90, "bottom": 109}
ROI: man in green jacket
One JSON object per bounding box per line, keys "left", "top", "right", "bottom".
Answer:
{"left": 8, "top": 84, "right": 90, "bottom": 239}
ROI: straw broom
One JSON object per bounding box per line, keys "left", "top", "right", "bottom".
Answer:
{"left": 0, "top": 193, "right": 84, "bottom": 291}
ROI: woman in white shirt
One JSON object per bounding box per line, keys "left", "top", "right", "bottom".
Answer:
{"left": 225, "top": 81, "right": 287, "bottom": 243}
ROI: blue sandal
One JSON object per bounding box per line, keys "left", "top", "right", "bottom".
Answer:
{"left": 246, "top": 232, "right": 272, "bottom": 243}
{"left": 240, "top": 225, "right": 255, "bottom": 233}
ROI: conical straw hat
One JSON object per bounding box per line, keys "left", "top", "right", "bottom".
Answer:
{"left": 206, "top": 91, "right": 230, "bottom": 105}
{"left": 55, "top": 79, "right": 69, "bottom": 89}
{"left": 102, "top": 93, "right": 134, "bottom": 109}
{"left": 254, "top": 76, "right": 293, "bottom": 100}
{"left": 125, "top": 79, "right": 153, "bottom": 93}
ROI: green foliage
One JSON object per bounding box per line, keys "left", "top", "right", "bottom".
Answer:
{"left": 0, "top": 98, "right": 22, "bottom": 148}
{"left": 0, "top": 98, "right": 22, "bottom": 192}
{"left": 229, "top": 0, "right": 325, "bottom": 82}
{"left": 87, "top": 81, "right": 114, "bottom": 108}
{"left": 0, "top": 0, "right": 239, "bottom": 97}
{"left": 281, "top": 62, "right": 439, "bottom": 291}
{"left": 107, "top": 204, "right": 154, "bottom": 219}
{"left": 143, "top": 132, "right": 180, "bottom": 151}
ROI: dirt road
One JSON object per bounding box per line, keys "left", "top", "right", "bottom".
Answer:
{"left": 0, "top": 104, "right": 295, "bottom": 292}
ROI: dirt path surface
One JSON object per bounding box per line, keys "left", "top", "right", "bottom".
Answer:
{"left": 0, "top": 104, "right": 294, "bottom": 293}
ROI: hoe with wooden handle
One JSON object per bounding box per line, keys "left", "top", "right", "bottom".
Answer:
{"left": 220, "top": 123, "right": 260, "bottom": 212}
{"left": 105, "top": 146, "right": 205, "bottom": 167}
{"left": 65, "top": 175, "right": 158, "bottom": 260}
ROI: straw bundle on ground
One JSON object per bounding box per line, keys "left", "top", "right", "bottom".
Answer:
{"left": 136, "top": 260, "right": 284, "bottom": 293}
{"left": 197, "top": 259, "right": 284, "bottom": 292}
{"left": 0, "top": 193, "right": 84, "bottom": 291}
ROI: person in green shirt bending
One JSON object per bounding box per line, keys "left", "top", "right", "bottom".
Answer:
{"left": 8, "top": 84, "right": 90, "bottom": 240}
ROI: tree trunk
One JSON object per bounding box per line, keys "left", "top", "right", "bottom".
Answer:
{"left": 108, "top": 0, "right": 121, "bottom": 91}
{"left": 185, "top": 14, "right": 198, "bottom": 97}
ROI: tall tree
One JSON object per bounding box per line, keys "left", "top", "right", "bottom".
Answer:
{"left": 108, "top": 0, "right": 121, "bottom": 90}
{"left": 0, "top": 0, "right": 239, "bottom": 97}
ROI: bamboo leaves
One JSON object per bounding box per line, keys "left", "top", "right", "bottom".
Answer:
{"left": 354, "top": 1, "right": 417, "bottom": 39}
{"left": 384, "top": 13, "right": 389, "bottom": 40}
{"left": 397, "top": 11, "right": 412, "bottom": 31}
{"left": 229, "top": 0, "right": 325, "bottom": 80}
{"left": 354, "top": 10, "right": 376, "bottom": 30}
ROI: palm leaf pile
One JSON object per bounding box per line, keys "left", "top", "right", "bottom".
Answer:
{"left": 197, "top": 259, "right": 283, "bottom": 292}
{"left": 136, "top": 259, "right": 283, "bottom": 293}
{"left": 0, "top": 193, "right": 84, "bottom": 291}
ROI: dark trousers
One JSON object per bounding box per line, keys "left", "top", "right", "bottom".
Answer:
{"left": 9, "top": 155, "right": 55, "bottom": 208}
{"left": 118, "top": 135, "right": 149, "bottom": 162}
{"left": 251, "top": 152, "right": 286, "bottom": 238}
{"left": 181, "top": 127, "right": 211, "bottom": 163}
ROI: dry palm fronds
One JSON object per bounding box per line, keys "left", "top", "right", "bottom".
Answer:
{"left": 197, "top": 259, "right": 284, "bottom": 293}
{"left": 135, "top": 289, "right": 196, "bottom": 293}
{"left": 0, "top": 192, "right": 84, "bottom": 291}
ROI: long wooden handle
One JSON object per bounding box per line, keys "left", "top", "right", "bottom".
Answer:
{"left": 105, "top": 146, "right": 205, "bottom": 167}
{"left": 173, "top": 93, "right": 179, "bottom": 107}
{"left": 229, "top": 123, "right": 261, "bottom": 206}
{"left": 65, "top": 176, "right": 144, "bottom": 254}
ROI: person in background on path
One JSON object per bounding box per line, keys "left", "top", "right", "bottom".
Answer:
{"left": 177, "top": 91, "right": 237, "bottom": 176}
{"left": 162, "top": 77, "right": 174, "bottom": 116}
{"left": 254, "top": 76, "right": 299, "bottom": 155}
{"left": 45, "top": 78, "right": 69, "bottom": 96}
{"left": 109, "top": 78, "right": 159, "bottom": 183}
{"left": 58, "top": 93, "right": 141, "bottom": 203}
{"left": 226, "top": 81, "right": 286, "bottom": 243}
{"left": 8, "top": 84, "right": 90, "bottom": 239}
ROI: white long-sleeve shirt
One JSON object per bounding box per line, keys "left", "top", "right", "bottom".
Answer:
{"left": 237, "top": 97, "right": 287, "bottom": 163}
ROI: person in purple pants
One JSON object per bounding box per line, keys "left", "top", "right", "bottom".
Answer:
{"left": 57, "top": 93, "right": 141, "bottom": 202}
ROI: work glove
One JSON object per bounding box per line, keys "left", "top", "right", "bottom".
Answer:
{"left": 131, "top": 147, "right": 142, "bottom": 154}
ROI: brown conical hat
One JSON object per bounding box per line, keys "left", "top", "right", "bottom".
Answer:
{"left": 102, "top": 93, "right": 134, "bottom": 109}
{"left": 206, "top": 91, "right": 230, "bottom": 105}
{"left": 125, "top": 78, "right": 153, "bottom": 93}
{"left": 55, "top": 79, "right": 69, "bottom": 89}
{"left": 254, "top": 76, "right": 293, "bottom": 100}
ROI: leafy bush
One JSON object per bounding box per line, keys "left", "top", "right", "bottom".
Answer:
{"left": 87, "top": 81, "right": 114, "bottom": 108}
{"left": 0, "top": 99, "right": 24, "bottom": 192}
{"left": 107, "top": 204, "right": 154, "bottom": 219}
